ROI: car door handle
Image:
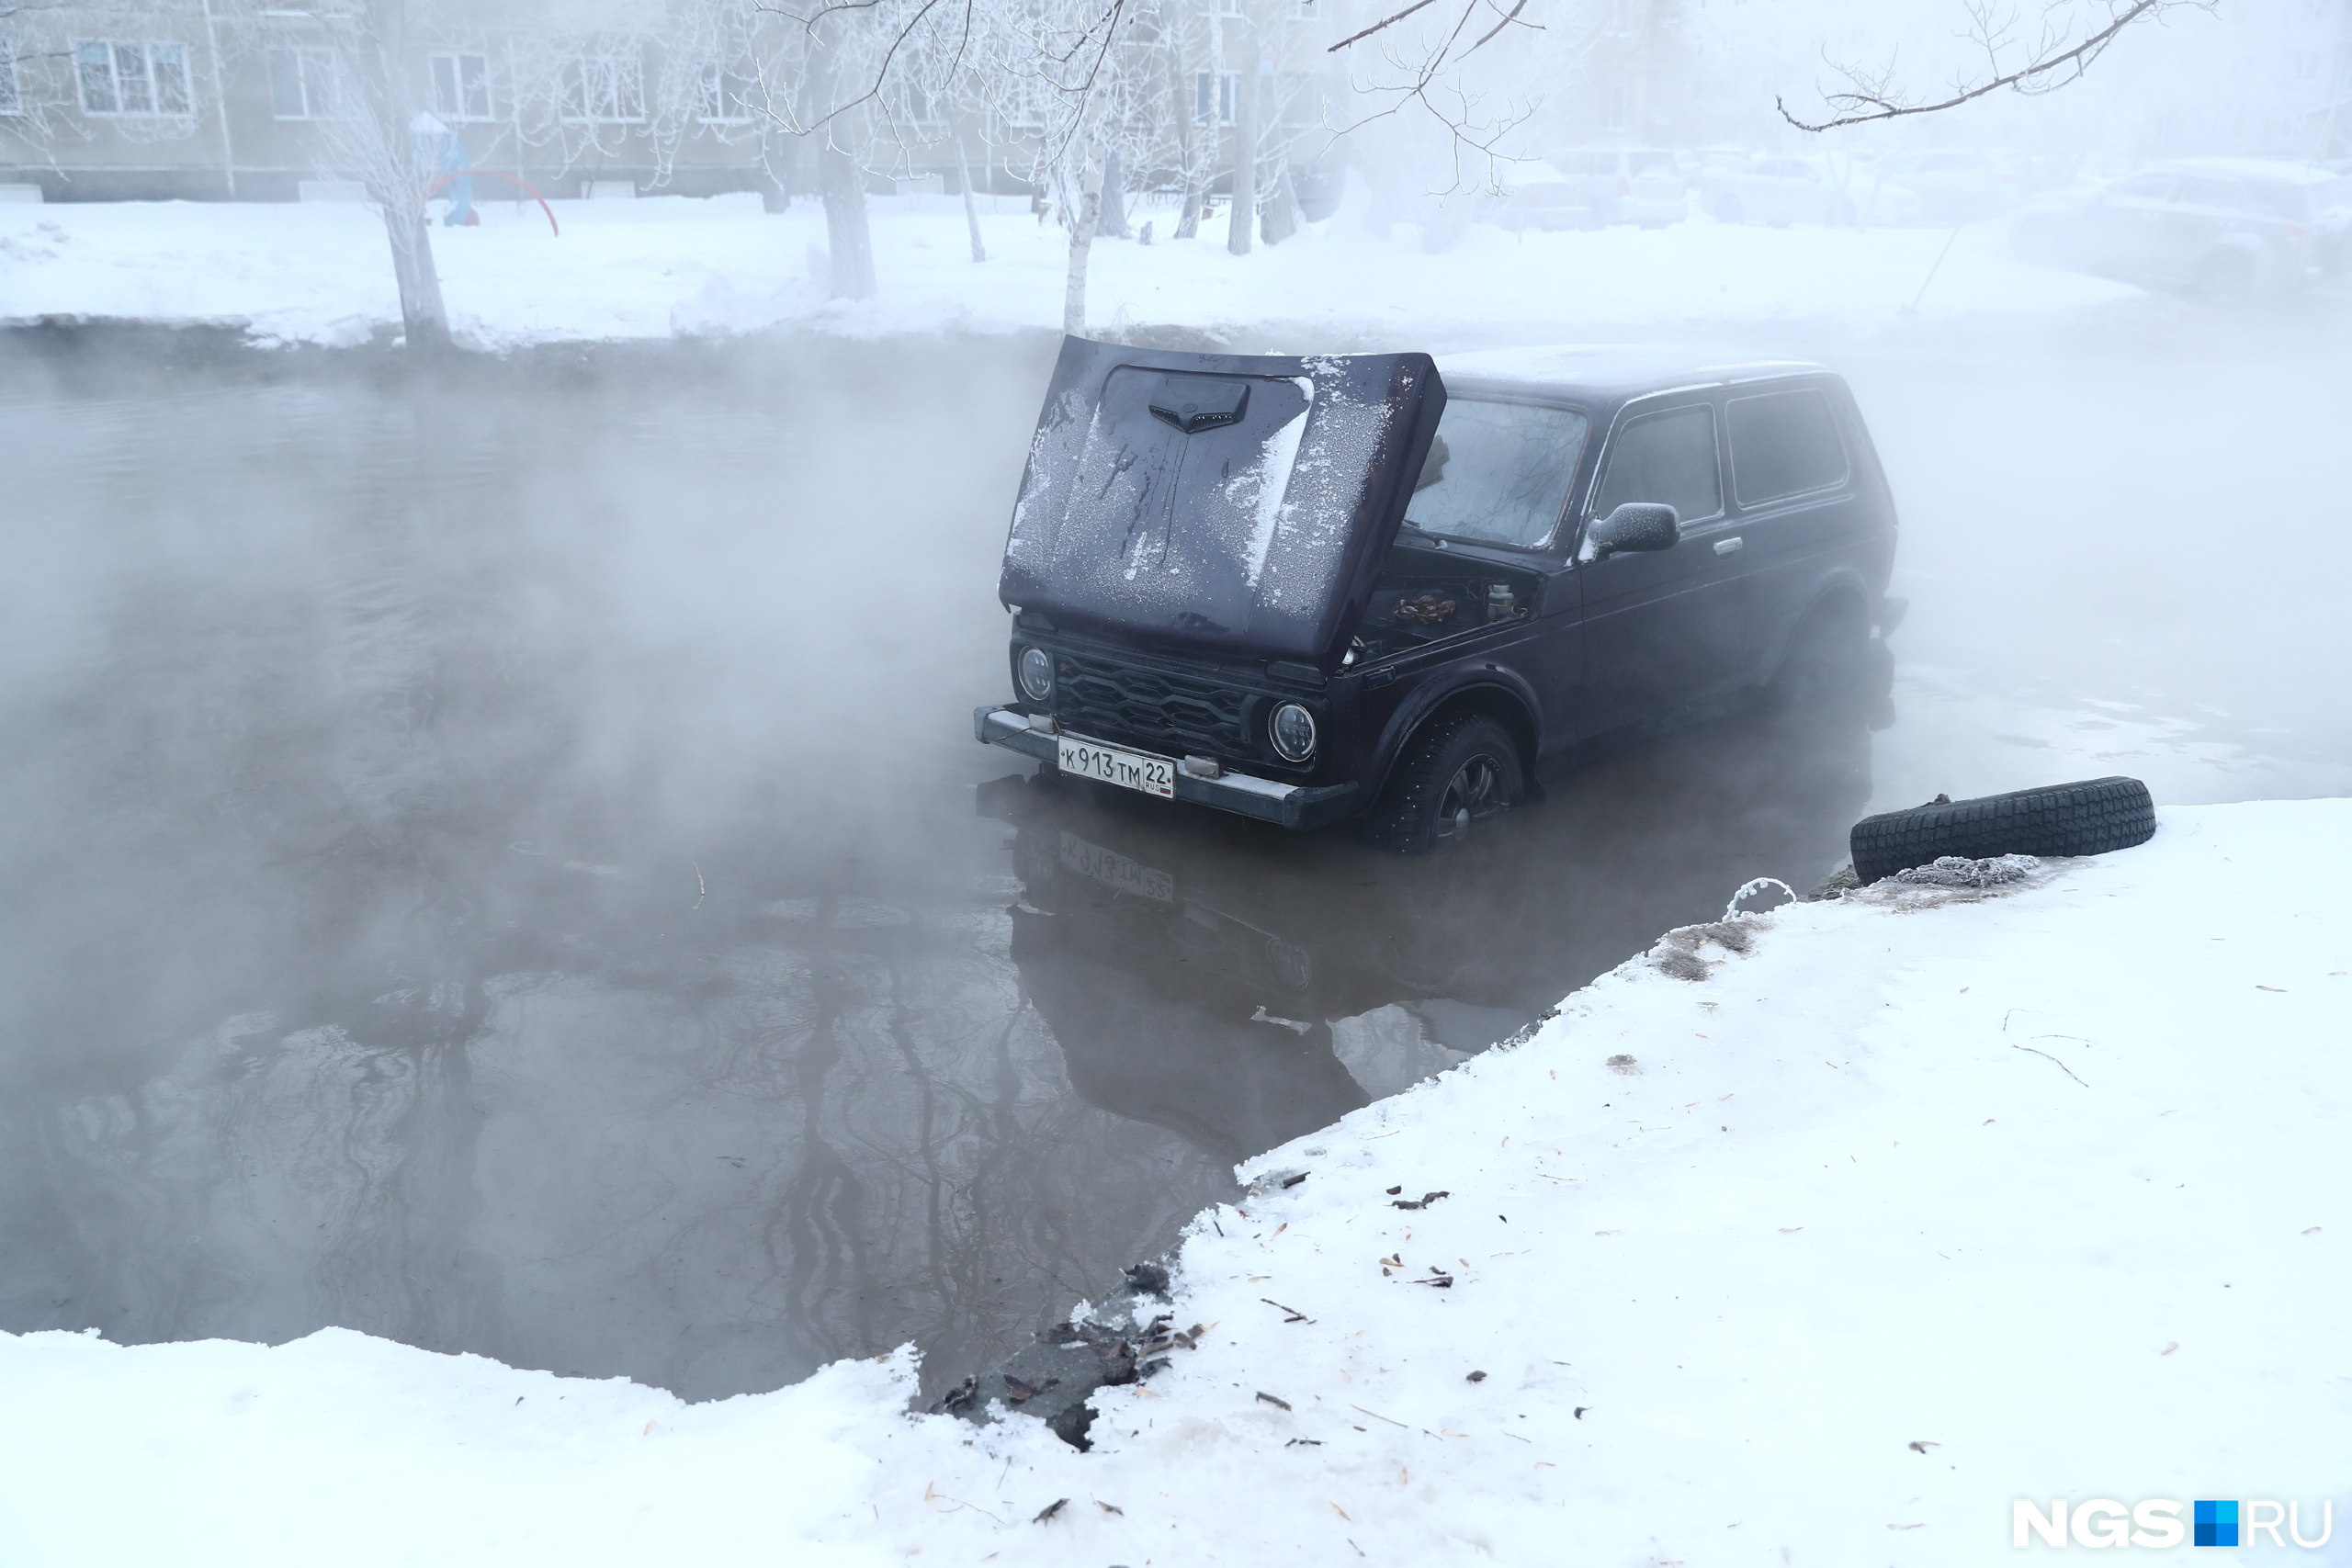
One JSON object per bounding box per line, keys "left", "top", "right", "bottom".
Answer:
{"left": 1713, "top": 536, "right": 1745, "bottom": 556}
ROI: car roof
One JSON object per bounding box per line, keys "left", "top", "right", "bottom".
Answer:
{"left": 1440, "top": 344, "right": 1833, "bottom": 405}
{"left": 2147, "top": 156, "right": 2341, "bottom": 186}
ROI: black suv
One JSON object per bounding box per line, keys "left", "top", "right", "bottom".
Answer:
{"left": 975, "top": 341, "right": 1899, "bottom": 851}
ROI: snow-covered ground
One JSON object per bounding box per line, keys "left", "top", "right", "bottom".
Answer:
{"left": 5, "top": 798, "right": 2344, "bottom": 1566}
{"left": 0, "top": 190, "right": 2141, "bottom": 349}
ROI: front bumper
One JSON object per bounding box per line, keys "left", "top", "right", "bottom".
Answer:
{"left": 973, "top": 706, "right": 1359, "bottom": 831}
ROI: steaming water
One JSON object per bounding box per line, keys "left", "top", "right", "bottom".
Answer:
{"left": 1, "top": 328, "right": 2343, "bottom": 1402}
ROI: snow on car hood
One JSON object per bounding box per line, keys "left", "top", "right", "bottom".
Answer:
{"left": 1001, "top": 339, "right": 1445, "bottom": 666}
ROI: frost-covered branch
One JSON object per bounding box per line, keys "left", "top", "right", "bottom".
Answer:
{"left": 1777, "top": 0, "right": 2201, "bottom": 132}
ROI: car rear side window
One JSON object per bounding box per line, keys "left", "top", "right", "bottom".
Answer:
{"left": 2235, "top": 181, "right": 2312, "bottom": 221}
{"left": 1591, "top": 404, "right": 1722, "bottom": 526}
{"left": 1408, "top": 400, "right": 1589, "bottom": 547}
{"left": 1726, "top": 389, "right": 1848, "bottom": 507}
{"left": 2175, "top": 176, "right": 2244, "bottom": 210}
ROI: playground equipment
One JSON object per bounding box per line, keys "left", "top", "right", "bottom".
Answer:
{"left": 423, "top": 168, "right": 560, "bottom": 237}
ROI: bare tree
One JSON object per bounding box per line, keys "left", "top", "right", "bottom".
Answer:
{"left": 1319, "top": 0, "right": 1537, "bottom": 187}
{"left": 1777, "top": 0, "right": 2204, "bottom": 132}
{"left": 209, "top": 0, "right": 453, "bottom": 346}
{"left": 751, "top": 0, "right": 1156, "bottom": 327}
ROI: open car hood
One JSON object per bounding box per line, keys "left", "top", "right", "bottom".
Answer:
{"left": 1001, "top": 339, "right": 1446, "bottom": 668}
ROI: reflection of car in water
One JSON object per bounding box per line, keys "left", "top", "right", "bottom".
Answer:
{"left": 2012, "top": 159, "right": 2352, "bottom": 300}
{"left": 984, "top": 693, "right": 1886, "bottom": 1167}
{"left": 977, "top": 341, "right": 1902, "bottom": 852}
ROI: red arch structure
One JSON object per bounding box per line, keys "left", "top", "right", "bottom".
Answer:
{"left": 423, "top": 168, "right": 560, "bottom": 237}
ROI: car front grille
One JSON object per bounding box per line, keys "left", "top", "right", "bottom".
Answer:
{"left": 1053, "top": 651, "right": 1256, "bottom": 761}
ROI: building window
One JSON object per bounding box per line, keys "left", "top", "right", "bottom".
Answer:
{"left": 1194, "top": 70, "right": 1237, "bottom": 125}
{"left": 563, "top": 51, "right": 644, "bottom": 122}
{"left": 697, "top": 61, "right": 755, "bottom": 122}
{"left": 267, "top": 46, "right": 341, "bottom": 119}
{"left": 0, "top": 39, "right": 20, "bottom": 116}
{"left": 429, "top": 52, "right": 492, "bottom": 121}
{"left": 76, "top": 40, "right": 193, "bottom": 118}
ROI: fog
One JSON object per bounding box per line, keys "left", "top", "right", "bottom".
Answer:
{"left": 1, "top": 310, "right": 2343, "bottom": 1400}
{"left": 2, "top": 0, "right": 2349, "bottom": 1405}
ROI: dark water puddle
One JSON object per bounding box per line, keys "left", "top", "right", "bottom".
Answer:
{"left": 0, "top": 330, "right": 2339, "bottom": 1402}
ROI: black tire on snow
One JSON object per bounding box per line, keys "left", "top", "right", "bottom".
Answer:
{"left": 1363, "top": 712, "right": 1524, "bottom": 854}
{"left": 1849, "top": 775, "right": 2154, "bottom": 885}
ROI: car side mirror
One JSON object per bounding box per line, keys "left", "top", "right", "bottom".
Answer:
{"left": 1589, "top": 502, "right": 1679, "bottom": 558}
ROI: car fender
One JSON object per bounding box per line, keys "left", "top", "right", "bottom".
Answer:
{"left": 1365, "top": 670, "right": 1546, "bottom": 806}
{"left": 2198, "top": 234, "right": 2273, "bottom": 283}
{"left": 1760, "top": 570, "right": 1877, "bottom": 684}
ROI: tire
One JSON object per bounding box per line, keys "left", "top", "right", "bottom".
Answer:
{"left": 1363, "top": 712, "right": 1524, "bottom": 855}
{"left": 1766, "top": 601, "right": 1873, "bottom": 714}
{"left": 1849, "top": 776, "right": 2154, "bottom": 885}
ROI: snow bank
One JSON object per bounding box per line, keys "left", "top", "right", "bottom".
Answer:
{"left": 5, "top": 799, "right": 2345, "bottom": 1566}
{"left": 0, "top": 192, "right": 2139, "bottom": 351}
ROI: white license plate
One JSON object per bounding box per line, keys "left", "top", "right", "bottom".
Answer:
{"left": 1059, "top": 831, "right": 1175, "bottom": 901}
{"left": 1056, "top": 733, "right": 1176, "bottom": 799}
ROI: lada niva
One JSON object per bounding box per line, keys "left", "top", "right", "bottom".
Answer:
{"left": 975, "top": 340, "right": 1899, "bottom": 851}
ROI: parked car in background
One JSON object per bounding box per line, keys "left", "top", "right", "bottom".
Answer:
{"left": 1872, "top": 150, "right": 2021, "bottom": 222}
{"left": 1480, "top": 160, "right": 1595, "bottom": 232}
{"left": 2011, "top": 158, "right": 2352, "bottom": 299}
{"left": 1515, "top": 147, "right": 1687, "bottom": 227}
{"left": 1704, "top": 156, "right": 1920, "bottom": 227}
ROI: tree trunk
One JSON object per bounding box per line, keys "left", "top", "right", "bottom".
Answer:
{"left": 1227, "top": 39, "right": 1259, "bottom": 256}
{"left": 1063, "top": 148, "right": 1103, "bottom": 337}
{"left": 955, "top": 136, "right": 987, "bottom": 263}
{"left": 1169, "top": 28, "right": 1204, "bottom": 240}
{"left": 1098, "top": 144, "right": 1129, "bottom": 239}
{"left": 357, "top": 1, "right": 447, "bottom": 350}
{"left": 383, "top": 205, "right": 450, "bottom": 350}
{"left": 1261, "top": 162, "right": 1301, "bottom": 246}
{"left": 820, "top": 141, "right": 876, "bottom": 300}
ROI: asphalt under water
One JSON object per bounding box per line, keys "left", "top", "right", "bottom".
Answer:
{"left": 1, "top": 326, "right": 2343, "bottom": 1402}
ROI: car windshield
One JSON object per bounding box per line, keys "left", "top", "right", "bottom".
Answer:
{"left": 1406, "top": 399, "right": 1589, "bottom": 548}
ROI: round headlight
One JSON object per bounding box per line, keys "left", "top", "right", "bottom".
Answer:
{"left": 1017, "top": 646, "right": 1055, "bottom": 703}
{"left": 1270, "top": 701, "right": 1317, "bottom": 763}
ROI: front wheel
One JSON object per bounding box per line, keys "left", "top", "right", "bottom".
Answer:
{"left": 1363, "top": 712, "right": 1525, "bottom": 854}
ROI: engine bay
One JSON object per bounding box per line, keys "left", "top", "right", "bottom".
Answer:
{"left": 1349, "top": 547, "right": 1539, "bottom": 662}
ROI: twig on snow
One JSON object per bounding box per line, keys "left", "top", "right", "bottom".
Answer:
{"left": 2010, "top": 1042, "right": 2088, "bottom": 1088}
